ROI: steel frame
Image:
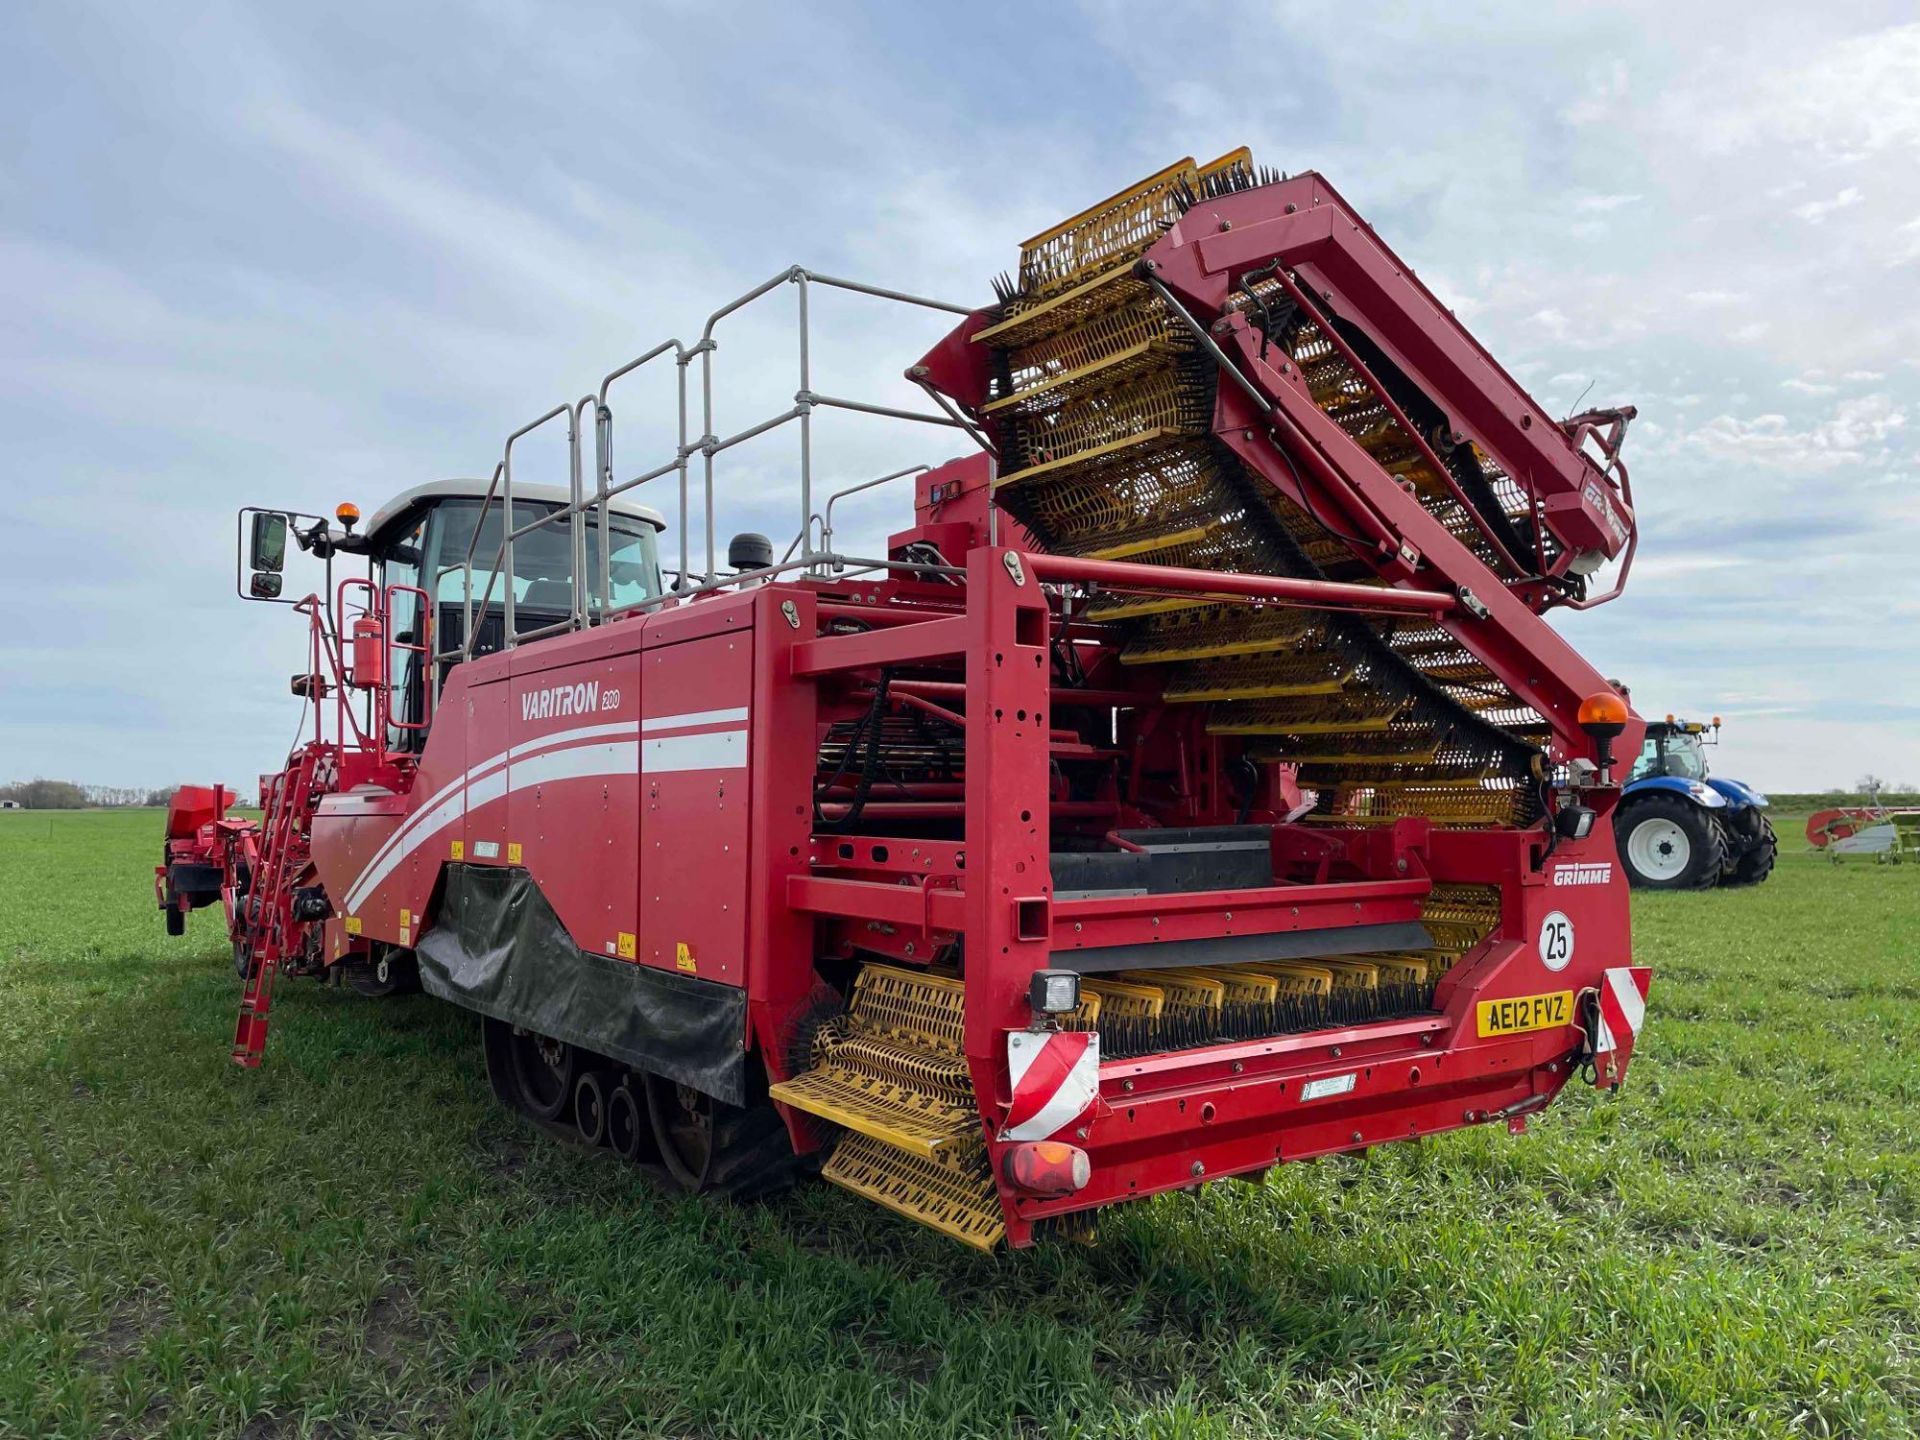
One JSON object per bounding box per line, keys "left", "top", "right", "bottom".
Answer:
{"left": 756, "top": 544, "right": 1630, "bottom": 1244}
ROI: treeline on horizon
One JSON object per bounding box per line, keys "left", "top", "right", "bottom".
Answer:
{"left": 0, "top": 780, "right": 244, "bottom": 810}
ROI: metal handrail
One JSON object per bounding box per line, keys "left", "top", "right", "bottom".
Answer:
{"left": 453, "top": 404, "right": 584, "bottom": 663}
{"left": 822, "top": 465, "right": 930, "bottom": 573}
{"left": 435, "top": 265, "right": 977, "bottom": 665}
{"left": 603, "top": 551, "right": 965, "bottom": 622}
{"left": 445, "top": 461, "right": 503, "bottom": 665}
{"left": 692, "top": 266, "right": 973, "bottom": 585}
{"left": 597, "top": 340, "right": 688, "bottom": 602}
{"left": 500, "top": 403, "right": 576, "bottom": 651}
{"left": 569, "top": 395, "right": 595, "bottom": 629}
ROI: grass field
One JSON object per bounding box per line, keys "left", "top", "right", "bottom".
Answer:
{"left": 2, "top": 811, "right": 1917, "bottom": 1439}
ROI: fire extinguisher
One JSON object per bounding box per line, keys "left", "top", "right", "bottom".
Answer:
{"left": 351, "top": 614, "right": 386, "bottom": 689}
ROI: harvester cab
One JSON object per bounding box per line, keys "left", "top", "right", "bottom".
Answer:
{"left": 162, "top": 484, "right": 665, "bottom": 954}
{"left": 1616, "top": 716, "right": 1776, "bottom": 889}
{"left": 163, "top": 151, "right": 1660, "bottom": 1251}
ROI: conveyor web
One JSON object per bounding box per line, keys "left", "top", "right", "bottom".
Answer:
{"left": 982, "top": 149, "right": 1550, "bottom": 834}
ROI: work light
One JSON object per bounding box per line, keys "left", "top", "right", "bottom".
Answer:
{"left": 1028, "top": 970, "right": 1080, "bottom": 1015}
{"left": 1555, "top": 804, "right": 1597, "bottom": 840}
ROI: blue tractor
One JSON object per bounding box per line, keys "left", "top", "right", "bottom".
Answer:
{"left": 1616, "top": 717, "right": 1776, "bottom": 890}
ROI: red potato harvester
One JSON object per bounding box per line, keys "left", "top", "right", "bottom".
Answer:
{"left": 158, "top": 151, "right": 1651, "bottom": 1249}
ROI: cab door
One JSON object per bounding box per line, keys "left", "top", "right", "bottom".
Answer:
{"left": 380, "top": 510, "right": 430, "bottom": 753}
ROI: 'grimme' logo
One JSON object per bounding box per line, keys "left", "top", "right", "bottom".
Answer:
{"left": 1551, "top": 861, "right": 1612, "bottom": 888}
{"left": 521, "top": 681, "right": 600, "bottom": 722}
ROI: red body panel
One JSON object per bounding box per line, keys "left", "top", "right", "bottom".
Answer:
{"left": 636, "top": 614, "right": 753, "bottom": 983}
{"left": 508, "top": 647, "right": 643, "bottom": 963}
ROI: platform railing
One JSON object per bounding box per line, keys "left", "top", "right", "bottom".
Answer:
{"left": 821, "top": 464, "right": 930, "bottom": 574}
{"left": 440, "top": 266, "right": 981, "bottom": 666}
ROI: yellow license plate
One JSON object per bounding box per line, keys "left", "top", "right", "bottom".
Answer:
{"left": 1477, "top": 990, "right": 1573, "bottom": 1038}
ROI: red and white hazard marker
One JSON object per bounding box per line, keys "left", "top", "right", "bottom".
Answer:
{"left": 1592, "top": 965, "right": 1652, "bottom": 1082}
{"left": 1001, "top": 1030, "right": 1100, "bottom": 1142}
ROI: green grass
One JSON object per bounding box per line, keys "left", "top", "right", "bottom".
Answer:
{"left": 2, "top": 811, "right": 1917, "bottom": 1439}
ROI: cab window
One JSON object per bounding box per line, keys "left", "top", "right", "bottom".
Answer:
{"left": 428, "top": 500, "right": 662, "bottom": 616}
{"left": 1627, "top": 737, "right": 1660, "bottom": 782}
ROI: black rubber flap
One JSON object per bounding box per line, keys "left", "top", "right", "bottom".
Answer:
{"left": 417, "top": 864, "right": 747, "bottom": 1105}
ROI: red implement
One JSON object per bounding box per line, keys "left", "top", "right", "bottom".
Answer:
{"left": 166, "top": 152, "right": 1651, "bottom": 1249}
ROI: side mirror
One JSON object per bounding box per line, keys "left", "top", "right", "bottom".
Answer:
{"left": 249, "top": 572, "right": 284, "bottom": 600}
{"left": 250, "top": 512, "right": 289, "bottom": 573}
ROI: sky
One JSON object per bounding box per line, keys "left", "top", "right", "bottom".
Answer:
{"left": 3, "top": 0, "right": 1916, "bottom": 793}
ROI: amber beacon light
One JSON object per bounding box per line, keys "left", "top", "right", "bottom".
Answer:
{"left": 1577, "top": 690, "right": 1631, "bottom": 780}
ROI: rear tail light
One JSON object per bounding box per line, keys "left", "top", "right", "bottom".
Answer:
{"left": 1000, "top": 1141, "right": 1090, "bottom": 1198}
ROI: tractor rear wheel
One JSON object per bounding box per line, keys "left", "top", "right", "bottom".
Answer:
{"left": 1618, "top": 795, "right": 1727, "bottom": 890}
{"left": 1725, "top": 813, "right": 1778, "bottom": 886}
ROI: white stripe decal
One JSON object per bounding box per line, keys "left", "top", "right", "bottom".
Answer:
{"left": 346, "top": 765, "right": 505, "bottom": 913}
{"left": 339, "top": 708, "right": 750, "bottom": 910}
{"left": 642, "top": 706, "right": 749, "bottom": 733}
{"left": 1007, "top": 1081, "right": 1097, "bottom": 1144}
{"left": 1007, "top": 1035, "right": 1043, "bottom": 1090}
{"left": 511, "top": 739, "right": 638, "bottom": 789}
{"left": 510, "top": 719, "right": 641, "bottom": 758}
{"left": 343, "top": 720, "right": 640, "bottom": 906}
{"left": 641, "top": 729, "right": 746, "bottom": 773}
{"left": 341, "top": 727, "right": 641, "bottom": 911}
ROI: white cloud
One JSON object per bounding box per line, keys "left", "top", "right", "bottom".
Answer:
{"left": 1562, "top": 57, "right": 1631, "bottom": 126}
{"left": 1574, "top": 192, "right": 1642, "bottom": 213}
{"left": 1528, "top": 307, "right": 1571, "bottom": 339}
{"left": 1679, "top": 22, "right": 1920, "bottom": 160}
{"left": 1792, "top": 186, "right": 1864, "bottom": 223}
{"left": 1632, "top": 553, "right": 1742, "bottom": 580}
{"left": 1896, "top": 218, "right": 1920, "bottom": 266}
{"left": 1682, "top": 394, "right": 1908, "bottom": 471}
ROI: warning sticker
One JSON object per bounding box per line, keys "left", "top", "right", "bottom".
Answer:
{"left": 1477, "top": 990, "right": 1573, "bottom": 1037}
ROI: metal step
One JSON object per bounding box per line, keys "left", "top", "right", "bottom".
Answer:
{"left": 769, "top": 1059, "right": 973, "bottom": 1159}
{"left": 774, "top": 963, "right": 1007, "bottom": 1248}
{"left": 822, "top": 1133, "right": 1005, "bottom": 1252}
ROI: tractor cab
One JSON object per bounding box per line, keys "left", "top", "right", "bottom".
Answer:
{"left": 1628, "top": 718, "right": 1716, "bottom": 783}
